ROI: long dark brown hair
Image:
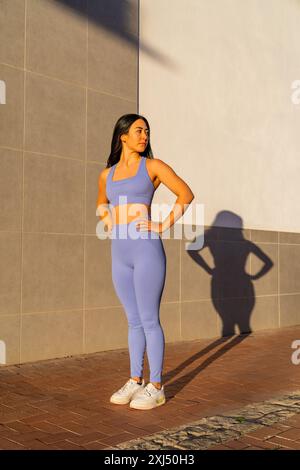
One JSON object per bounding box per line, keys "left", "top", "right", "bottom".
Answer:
{"left": 106, "top": 114, "right": 154, "bottom": 168}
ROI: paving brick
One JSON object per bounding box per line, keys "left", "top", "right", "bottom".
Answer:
{"left": 282, "top": 415, "right": 300, "bottom": 427}
{"left": 271, "top": 423, "right": 292, "bottom": 431}
{"left": 20, "top": 413, "right": 51, "bottom": 424}
{"left": 25, "top": 439, "right": 54, "bottom": 450}
{"left": 208, "top": 444, "right": 232, "bottom": 450}
{"left": 51, "top": 440, "right": 85, "bottom": 450}
{"left": 82, "top": 441, "right": 108, "bottom": 450}
{"left": 99, "top": 432, "right": 138, "bottom": 446}
{"left": 222, "top": 439, "right": 249, "bottom": 450}
{"left": 244, "top": 438, "right": 281, "bottom": 450}
{"left": 67, "top": 432, "right": 108, "bottom": 445}
{"left": 31, "top": 421, "right": 66, "bottom": 434}
{"left": 245, "top": 426, "right": 281, "bottom": 440}
{"left": 5, "top": 421, "right": 35, "bottom": 434}
{"left": 266, "top": 436, "right": 300, "bottom": 450}
{"left": 0, "top": 437, "right": 26, "bottom": 450}
{"left": 38, "top": 431, "right": 77, "bottom": 444}
{"left": 242, "top": 446, "right": 264, "bottom": 450}
{"left": 52, "top": 420, "right": 94, "bottom": 435}
{"left": 276, "top": 428, "right": 300, "bottom": 441}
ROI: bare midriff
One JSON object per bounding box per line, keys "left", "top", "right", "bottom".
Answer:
{"left": 111, "top": 203, "right": 151, "bottom": 225}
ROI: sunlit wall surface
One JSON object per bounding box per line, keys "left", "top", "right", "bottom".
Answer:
{"left": 139, "top": 0, "right": 300, "bottom": 232}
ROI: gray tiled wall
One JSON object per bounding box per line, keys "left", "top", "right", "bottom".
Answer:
{"left": 0, "top": 0, "right": 138, "bottom": 364}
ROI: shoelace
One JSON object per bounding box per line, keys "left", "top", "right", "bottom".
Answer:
{"left": 140, "top": 385, "right": 156, "bottom": 397}
{"left": 120, "top": 381, "right": 131, "bottom": 392}
{"left": 120, "top": 380, "right": 137, "bottom": 393}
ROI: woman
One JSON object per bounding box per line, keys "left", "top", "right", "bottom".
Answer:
{"left": 96, "top": 114, "right": 194, "bottom": 410}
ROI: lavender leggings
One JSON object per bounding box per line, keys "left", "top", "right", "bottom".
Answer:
{"left": 110, "top": 219, "right": 166, "bottom": 383}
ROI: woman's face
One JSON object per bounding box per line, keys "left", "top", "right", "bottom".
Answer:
{"left": 123, "top": 119, "right": 149, "bottom": 153}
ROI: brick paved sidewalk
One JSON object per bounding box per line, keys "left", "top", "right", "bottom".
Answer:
{"left": 0, "top": 325, "right": 300, "bottom": 450}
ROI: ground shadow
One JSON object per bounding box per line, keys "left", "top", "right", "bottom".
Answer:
{"left": 163, "top": 333, "right": 250, "bottom": 397}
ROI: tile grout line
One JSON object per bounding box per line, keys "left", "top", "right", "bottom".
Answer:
{"left": 278, "top": 231, "right": 280, "bottom": 328}
{"left": 0, "top": 61, "right": 137, "bottom": 104}
{"left": 0, "top": 302, "right": 184, "bottom": 320}
{"left": 82, "top": 0, "right": 89, "bottom": 357}
{"left": 20, "top": 0, "right": 28, "bottom": 365}
{"left": 249, "top": 229, "right": 252, "bottom": 335}
{"left": 0, "top": 145, "right": 104, "bottom": 165}
{"left": 137, "top": 0, "right": 140, "bottom": 113}
{"left": 179, "top": 236, "right": 182, "bottom": 341}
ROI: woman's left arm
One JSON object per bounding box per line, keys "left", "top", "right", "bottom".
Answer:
{"left": 141, "top": 158, "right": 194, "bottom": 233}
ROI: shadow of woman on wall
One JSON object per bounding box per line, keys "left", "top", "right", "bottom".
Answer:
{"left": 162, "top": 211, "right": 274, "bottom": 395}
{"left": 187, "top": 210, "right": 274, "bottom": 337}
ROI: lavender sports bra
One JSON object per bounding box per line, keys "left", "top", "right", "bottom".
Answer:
{"left": 106, "top": 157, "right": 155, "bottom": 207}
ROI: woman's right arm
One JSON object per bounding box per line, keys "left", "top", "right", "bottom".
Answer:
{"left": 96, "top": 169, "right": 113, "bottom": 232}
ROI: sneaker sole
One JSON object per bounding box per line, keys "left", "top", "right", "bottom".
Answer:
{"left": 110, "top": 397, "right": 130, "bottom": 405}
{"left": 129, "top": 396, "right": 166, "bottom": 410}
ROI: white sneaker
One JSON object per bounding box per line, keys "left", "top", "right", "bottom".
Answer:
{"left": 130, "top": 382, "right": 166, "bottom": 410}
{"left": 110, "top": 378, "right": 145, "bottom": 405}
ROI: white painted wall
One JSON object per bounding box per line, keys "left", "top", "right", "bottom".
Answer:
{"left": 139, "top": 0, "right": 300, "bottom": 232}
